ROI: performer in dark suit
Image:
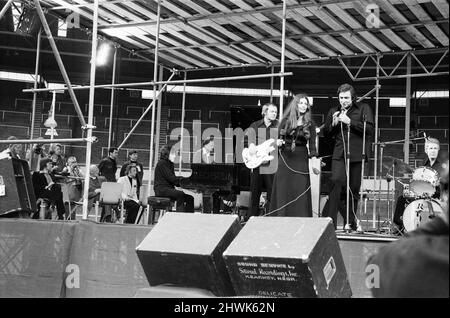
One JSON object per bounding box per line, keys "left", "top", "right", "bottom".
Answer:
{"left": 244, "top": 103, "right": 279, "bottom": 219}
{"left": 31, "top": 158, "right": 66, "bottom": 220}
{"left": 322, "top": 84, "right": 374, "bottom": 230}
{"left": 154, "top": 144, "right": 194, "bottom": 212}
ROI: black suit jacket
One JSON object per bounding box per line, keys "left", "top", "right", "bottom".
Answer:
{"left": 323, "top": 102, "right": 374, "bottom": 162}
{"left": 32, "top": 172, "right": 54, "bottom": 198}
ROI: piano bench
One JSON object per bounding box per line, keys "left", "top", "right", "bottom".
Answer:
{"left": 147, "top": 196, "right": 174, "bottom": 224}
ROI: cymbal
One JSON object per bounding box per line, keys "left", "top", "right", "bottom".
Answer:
{"left": 383, "top": 156, "right": 413, "bottom": 174}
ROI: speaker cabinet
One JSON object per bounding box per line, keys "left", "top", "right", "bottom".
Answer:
{"left": 136, "top": 213, "right": 241, "bottom": 296}
{"left": 223, "top": 217, "right": 352, "bottom": 298}
{"left": 0, "top": 158, "right": 36, "bottom": 216}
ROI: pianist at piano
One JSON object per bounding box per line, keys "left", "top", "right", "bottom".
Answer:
{"left": 154, "top": 144, "right": 194, "bottom": 212}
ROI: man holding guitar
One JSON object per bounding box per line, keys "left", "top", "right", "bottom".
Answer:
{"left": 243, "top": 103, "right": 279, "bottom": 220}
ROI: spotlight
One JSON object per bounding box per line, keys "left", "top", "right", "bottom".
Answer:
{"left": 96, "top": 42, "right": 113, "bottom": 67}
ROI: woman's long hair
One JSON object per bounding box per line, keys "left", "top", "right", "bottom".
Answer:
{"left": 281, "top": 93, "right": 313, "bottom": 139}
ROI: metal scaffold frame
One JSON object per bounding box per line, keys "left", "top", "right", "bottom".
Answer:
{"left": 1, "top": 0, "right": 447, "bottom": 226}
{"left": 9, "top": 0, "right": 293, "bottom": 220}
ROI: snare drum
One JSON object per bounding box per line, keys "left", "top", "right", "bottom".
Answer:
{"left": 410, "top": 167, "right": 439, "bottom": 198}
{"left": 402, "top": 199, "right": 443, "bottom": 232}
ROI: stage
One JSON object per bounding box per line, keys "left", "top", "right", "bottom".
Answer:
{"left": 0, "top": 218, "right": 396, "bottom": 298}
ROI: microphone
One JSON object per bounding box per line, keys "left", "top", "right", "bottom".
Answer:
{"left": 423, "top": 131, "right": 428, "bottom": 140}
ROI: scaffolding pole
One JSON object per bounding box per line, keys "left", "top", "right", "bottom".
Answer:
{"left": 0, "top": 138, "right": 97, "bottom": 144}
{"left": 270, "top": 65, "right": 274, "bottom": 104}
{"left": 23, "top": 72, "right": 293, "bottom": 94}
{"left": 372, "top": 54, "right": 381, "bottom": 229}
{"left": 0, "top": 0, "right": 13, "bottom": 21}
{"left": 81, "top": 0, "right": 99, "bottom": 220}
{"left": 147, "top": 0, "right": 161, "bottom": 201}
{"left": 154, "top": 64, "right": 164, "bottom": 167}
{"left": 33, "top": 0, "right": 87, "bottom": 129}
{"left": 279, "top": 0, "right": 287, "bottom": 119}
{"left": 404, "top": 55, "right": 412, "bottom": 163}
{"left": 108, "top": 47, "right": 117, "bottom": 150}
{"left": 117, "top": 71, "right": 175, "bottom": 150}
{"left": 179, "top": 71, "right": 187, "bottom": 174}
{"left": 29, "top": 28, "right": 41, "bottom": 167}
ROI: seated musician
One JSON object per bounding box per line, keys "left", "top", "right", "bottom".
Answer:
{"left": 393, "top": 137, "right": 444, "bottom": 233}
{"left": 154, "top": 144, "right": 194, "bottom": 213}
{"left": 31, "top": 158, "right": 66, "bottom": 220}
{"left": 366, "top": 159, "right": 449, "bottom": 298}
{"left": 195, "top": 138, "right": 237, "bottom": 214}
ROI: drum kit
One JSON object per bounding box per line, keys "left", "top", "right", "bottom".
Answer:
{"left": 376, "top": 157, "right": 443, "bottom": 234}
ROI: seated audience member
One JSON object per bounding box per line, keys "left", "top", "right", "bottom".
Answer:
{"left": 49, "top": 143, "right": 66, "bottom": 175}
{"left": 0, "top": 136, "right": 23, "bottom": 159}
{"left": 117, "top": 164, "right": 142, "bottom": 223}
{"left": 31, "top": 158, "right": 66, "bottom": 220}
{"left": 154, "top": 144, "right": 194, "bottom": 213}
{"left": 120, "top": 150, "right": 144, "bottom": 187}
{"left": 26, "top": 138, "right": 48, "bottom": 172}
{"left": 61, "top": 155, "right": 84, "bottom": 202}
{"left": 86, "top": 164, "right": 106, "bottom": 203}
{"left": 366, "top": 159, "right": 449, "bottom": 298}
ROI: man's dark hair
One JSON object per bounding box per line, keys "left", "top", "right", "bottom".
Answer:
{"left": 108, "top": 147, "right": 118, "bottom": 155}
{"left": 202, "top": 138, "right": 214, "bottom": 148}
{"left": 160, "top": 144, "right": 172, "bottom": 160}
{"left": 337, "top": 83, "right": 356, "bottom": 101}
{"left": 40, "top": 158, "right": 53, "bottom": 171}
{"left": 125, "top": 163, "right": 137, "bottom": 175}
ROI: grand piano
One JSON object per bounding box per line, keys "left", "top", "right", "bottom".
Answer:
{"left": 180, "top": 163, "right": 242, "bottom": 213}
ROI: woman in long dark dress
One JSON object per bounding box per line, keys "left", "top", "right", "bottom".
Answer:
{"left": 269, "top": 93, "right": 317, "bottom": 217}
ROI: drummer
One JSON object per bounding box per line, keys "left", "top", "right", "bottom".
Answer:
{"left": 393, "top": 137, "right": 444, "bottom": 233}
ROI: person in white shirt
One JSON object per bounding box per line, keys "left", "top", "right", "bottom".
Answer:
{"left": 0, "top": 136, "right": 23, "bottom": 159}
{"left": 194, "top": 138, "right": 215, "bottom": 164}
{"left": 117, "top": 164, "right": 141, "bottom": 223}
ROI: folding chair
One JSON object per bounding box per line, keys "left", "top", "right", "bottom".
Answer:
{"left": 95, "top": 182, "right": 125, "bottom": 223}
{"left": 135, "top": 185, "right": 148, "bottom": 225}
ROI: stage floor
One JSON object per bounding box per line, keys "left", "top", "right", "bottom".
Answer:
{"left": 0, "top": 218, "right": 393, "bottom": 298}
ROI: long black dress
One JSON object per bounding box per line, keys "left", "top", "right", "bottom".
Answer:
{"left": 269, "top": 120, "right": 317, "bottom": 217}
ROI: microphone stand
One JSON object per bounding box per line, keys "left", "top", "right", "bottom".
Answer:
{"left": 372, "top": 135, "right": 425, "bottom": 233}
{"left": 344, "top": 121, "right": 352, "bottom": 233}
{"left": 356, "top": 115, "right": 367, "bottom": 233}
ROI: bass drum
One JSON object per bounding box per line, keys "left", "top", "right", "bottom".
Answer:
{"left": 402, "top": 199, "right": 443, "bottom": 233}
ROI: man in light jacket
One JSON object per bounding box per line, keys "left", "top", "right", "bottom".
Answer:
{"left": 117, "top": 164, "right": 141, "bottom": 223}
